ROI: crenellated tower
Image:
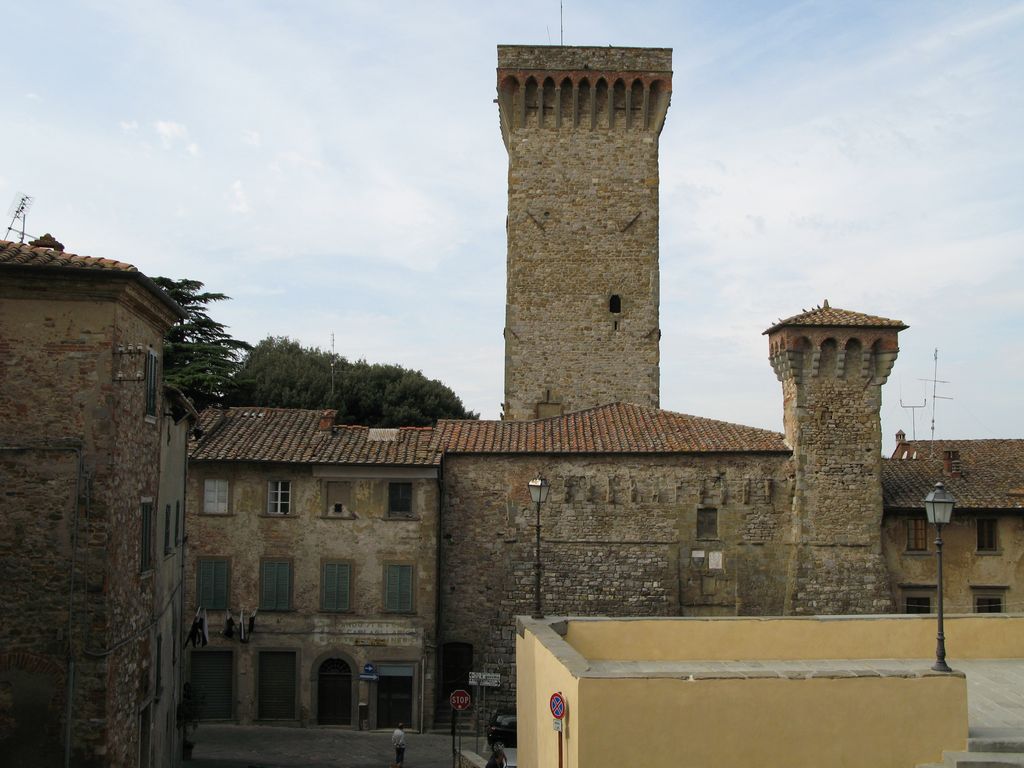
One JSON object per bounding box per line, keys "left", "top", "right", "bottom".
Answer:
{"left": 766, "top": 301, "right": 907, "bottom": 614}
{"left": 497, "top": 46, "right": 672, "bottom": 420}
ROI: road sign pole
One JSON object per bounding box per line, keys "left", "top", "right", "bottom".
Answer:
{"left": 451, "top": 709, "right": 457, "bottom": 768}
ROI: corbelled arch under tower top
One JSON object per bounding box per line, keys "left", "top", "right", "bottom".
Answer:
{"left": 497, "top": 46, "right": 672, "bottom": 421}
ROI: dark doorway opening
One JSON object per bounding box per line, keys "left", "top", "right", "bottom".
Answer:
{"left": 317, "top": 658, "right": 353, "bottom": 725}
{"left": 441, "top": 642, "right": 473, "bottom": 701}
{"left": 377, "top": 664, "right": 414, "bottom": 728}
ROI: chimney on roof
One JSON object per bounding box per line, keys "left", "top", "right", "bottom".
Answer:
{"left": 895, "top": 429, "right": 906, "bottom": 444}
{"left": 318, "top": 410, "right": 337, "bottom": 431}
{"left": 943, "top": 449, "right": 962, "bottom": 479}
{"left": 29, "top": 233, "right": 65, "bottom": 251}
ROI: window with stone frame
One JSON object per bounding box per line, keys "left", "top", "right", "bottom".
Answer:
{"left": 198, "top": 558, "right": 230, "bottom": 610}
{"left": 163, "top": 503, "right": 172, "bottom": 554}
{"left": 696, "top": 508, "right": 719, "bottom": 540}
{"left": 902, "top": 590, "right": 934, "bottom": 614}
{"left": 906, "top": 517, "right": 928, "bottom": 552}
{"left": 260, "top": 559, "right": 292, "bottom": 611}
{"left": 974, "top": 593, "right": 1004, "bottom": 613}
{"left": 384, "top": 564, "right": 414, "bottom": 612}
{"left": 145, "top": 349, "right": 158, "bottom": 418}
{"left": 203, "top": 479, "right": 229, "bottom": 514}
{"left": 321, "top": 562, "right": 352, "bottom": 612}
{"left": 140, "top": 500, "right": 154, "bottom": 572}
{"left": 387, "top": 482, "right": 413, "bottom": 518}
{"left": 977, "top": 518, "right": 998, "bottom": 552}
{"left": 267, "top": 480, "right": 291, "bottom": 515}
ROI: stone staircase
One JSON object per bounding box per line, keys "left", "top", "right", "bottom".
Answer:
{"left": 918, "top": 728, "right": 1024, "bottom": 767}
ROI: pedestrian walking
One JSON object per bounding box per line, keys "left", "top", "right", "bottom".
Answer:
{"left": 391, "top": 722, "right": 406, "bottom": 767}
{"left": 485, "top": 743, "right": 506, "bottom": 768}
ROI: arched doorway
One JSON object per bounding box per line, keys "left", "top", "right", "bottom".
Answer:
{"left": 317, "top": 658, "right": 352, "bottom": 725}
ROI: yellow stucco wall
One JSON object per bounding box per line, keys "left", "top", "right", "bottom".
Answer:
{"left": 516, "top": 630, "right": 580, "bottom": 768}
{"left": 576, "top": 675, "right": 966, "bottom": 768}
{"left": 564, "top": 614, "right": 1024, "bottom": 660}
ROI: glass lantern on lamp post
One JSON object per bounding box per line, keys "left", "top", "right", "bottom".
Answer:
{"left": 528, "top": 477, "right": 550, "bottom": 619}
{"left": 923, "top": 481, "right": 955, "bottom": 673}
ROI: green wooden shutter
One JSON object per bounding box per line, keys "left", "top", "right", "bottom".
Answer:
{"left": 323, "top": 563, "right": 338, "bottom": 611}
{"left": 386, "top": 565, "right": 412, "bottom": 611}
{"left": 199, "top": 560, "right": 229, "bottom": 609}
{"left": 199, "top": 561, "right": 215, "bottom": 606}
{"left": 213, "top": 560, "right": 228, "bottom": 609}
{"left": 261, "top": 561, "right": 277, "bottom": 609}
{"left": 324, "top": 564, "right": 351, "bottom": 611}
{"left": 338, "top": 564, "right": 350, "bottom": 611}
{"left": 276, "top": 562, "right": 290, "bottom": 609}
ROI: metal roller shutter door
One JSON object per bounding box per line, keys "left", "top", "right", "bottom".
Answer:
{"left": 259, "top": 651, "right": 297, "bottom": 720}
{"left": 190, "top": 651, "right": 233, "bottom": 719}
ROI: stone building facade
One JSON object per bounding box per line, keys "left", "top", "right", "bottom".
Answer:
{"left": 0, "top": 240, "right": 190, "bottom": 767}
{"left": 765, "top": 303, "right": 906, "bottom": 615}
{"left": 882, "top": 437, "right": 1024, "bottom": 617}
{"left": 184, "top": 409, "right": 440, "bottom": 731}
{"left": 498, "top": 46, "right": 672, "bottom": 420}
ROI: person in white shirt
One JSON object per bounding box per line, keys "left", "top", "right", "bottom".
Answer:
{"left": 391, "top": 722, "right": 407, "bottom": 766}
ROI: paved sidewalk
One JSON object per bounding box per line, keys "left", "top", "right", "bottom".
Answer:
{"left": 188, "top": 725, "right": 478, "bottom": 768}
{"left": 957, "top": 659, "right": 1024, "bottom": 729}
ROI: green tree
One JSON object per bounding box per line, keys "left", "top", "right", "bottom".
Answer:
{"left": 230, "top": 336, "right": 478, "bottom": 426}
{"left": 153, "top": 277, "right": 251, "bottom": 410}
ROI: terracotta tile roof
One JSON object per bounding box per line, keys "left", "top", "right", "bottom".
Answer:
{"left": 0, "top": 239, "right": 138, "bottom": 271}
{"left": 191, "top": 407, "right": 440, "bottom": 466}
{"left": 883, "top": 439, "right": 1024, "bottom": 511}
{"left": 0, "top": 239, "right": 185, "bottom": 318}
{"left": 435, "top": 402, "right": 789, "bottom": 454}
{"left": 764, "top": 300, "right": 907, "bottom": 334}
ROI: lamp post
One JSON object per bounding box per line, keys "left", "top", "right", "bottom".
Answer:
{"left": 923, "top": 481, "right": 956, "bottom": 673}
{"left": 528, "top": 477, "right": 550, "bottom": 619}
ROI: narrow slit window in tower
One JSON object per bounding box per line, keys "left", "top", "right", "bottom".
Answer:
{"left": 609, "top": 294, "right": 621, "bottom": 314}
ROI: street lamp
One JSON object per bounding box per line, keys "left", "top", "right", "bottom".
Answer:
{"left": 923, "top": 481, "right": 956, "bottom": 673}
{"left": 528, "top": 477, "right": 550, "bottom": 619}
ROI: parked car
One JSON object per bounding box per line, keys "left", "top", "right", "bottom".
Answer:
{"left": 486, "top": 712, "right": 517, "bottom": 747}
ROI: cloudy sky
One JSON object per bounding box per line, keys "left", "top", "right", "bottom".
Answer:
{"left": 4, "top": 1, "right": 1022, "bottom": 450}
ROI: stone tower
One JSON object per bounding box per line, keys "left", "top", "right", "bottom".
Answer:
{"left": 766, "top": 302, "right": 907, "bottom": 614}
{"left": 497, "top": 46, "right": 672, "bottom": 420}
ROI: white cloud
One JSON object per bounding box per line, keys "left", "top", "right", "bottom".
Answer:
{"left": 242, "top": 130, "right": 261, "bottom": 147}
{"left": 120, "top": 120, "right": 139, "bottom": 133}
{"left": 229, "top": 180, "right": 249, "bottom": 214}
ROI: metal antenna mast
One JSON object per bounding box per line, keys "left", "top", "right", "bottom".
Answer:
{"left": 560, "top": 1, "right": 564, "bottom": 45}
{"left": 899, "top": 384, "right": 926, "bottom": 440}
{"left": 918, "top": 348, "right": 953, "bottom": 456}
{"left": 5, "top": 193, "right": 34, "bottom": 242}
{"left": 330, "top": 333, "right": 336, "bottom": 399}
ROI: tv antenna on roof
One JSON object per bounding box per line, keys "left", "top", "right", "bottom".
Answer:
{"left": 6, "top": 193, "right": 34, "bottom": 243}
{"left": 918, "top": 348, "right": 953, "bottom": 456}
{"left": 560, "top": 0, "right": 564, "bottom": 45}
{"left": 899, "top": 384, "right": 925, "bottom": 441}
{"left": 330, "top": 332, "right": 336, "bottom": 399}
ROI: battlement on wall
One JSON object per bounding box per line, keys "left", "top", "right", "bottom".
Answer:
{"left": 497, "top": 45, "right": 672, "bottom": 137}
{"left": 497, "top": 45, "right": 672, "bottom": 73}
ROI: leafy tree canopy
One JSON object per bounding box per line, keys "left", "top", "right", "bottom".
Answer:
{"left": 154, "top": 277, "right": 251, "bottom": 410}
{"left": 229, "top": 336, "right": 479, "bottom": 426}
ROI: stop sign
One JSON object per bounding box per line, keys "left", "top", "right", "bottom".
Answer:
{"left": 449, "top": 688, "right": 472, "bottom": 711}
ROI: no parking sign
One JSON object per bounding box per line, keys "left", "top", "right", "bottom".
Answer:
{"left": 549, "top": 691, "right": 566, "bottom": 719}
